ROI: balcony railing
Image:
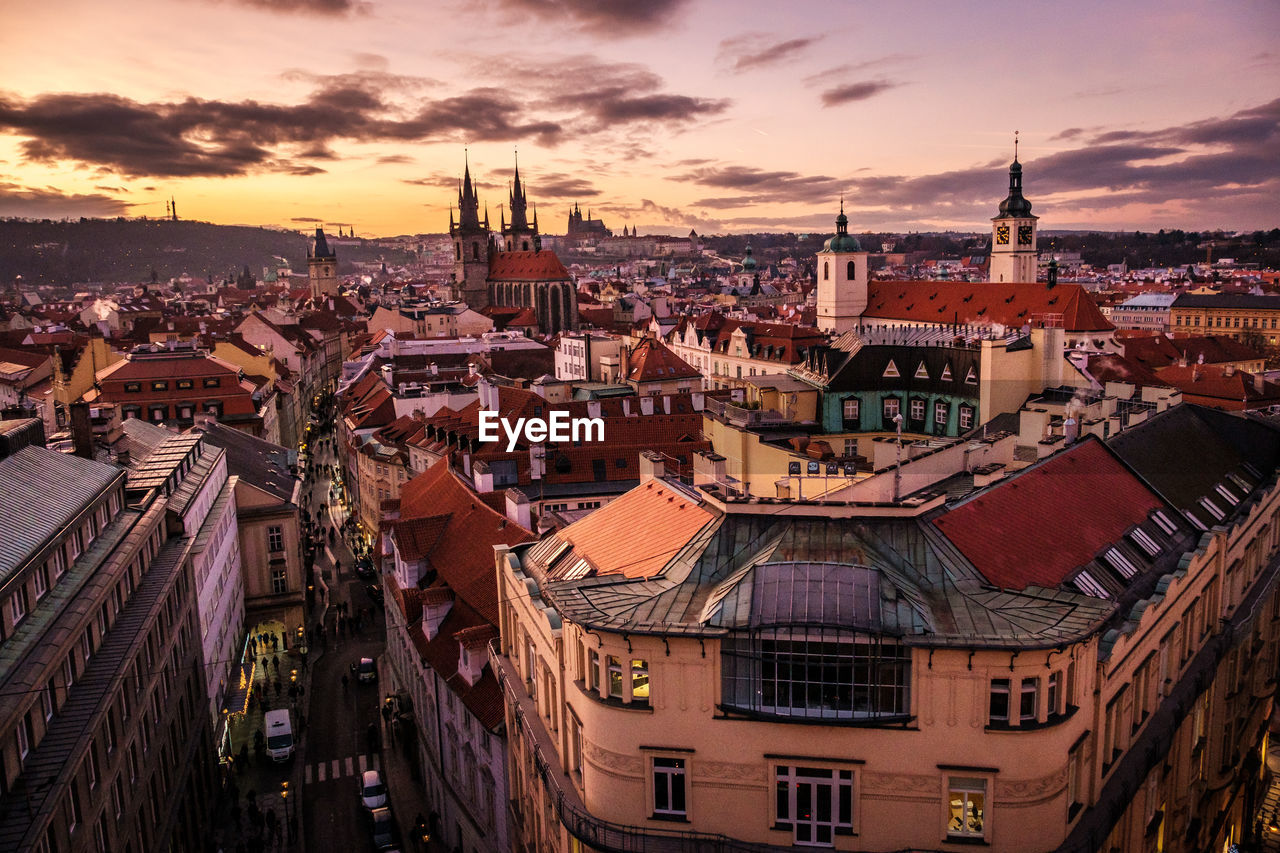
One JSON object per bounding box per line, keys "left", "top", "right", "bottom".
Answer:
{"left": 705, "top": 397, "right": 789, "bottom": 428}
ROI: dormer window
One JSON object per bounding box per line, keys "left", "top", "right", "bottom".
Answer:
{"left": 1199, "top": 498, "right": 1225, "bottom": 522}
{"left": 1152, "top": 511, "right": 1177, "bottom": 535}
{"left": 124, "top": 382, "right": 141, "bottom": 393}
{"left": 1214, "top": 484, "right": 1240, "bottom": 506}
{"left": 1129, "top": 529, "right": 1160, "bottom": 557}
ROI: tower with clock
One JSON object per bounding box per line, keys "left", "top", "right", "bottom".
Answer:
{"left": 989, "top": 135, "right": 1039, "bottom": 283}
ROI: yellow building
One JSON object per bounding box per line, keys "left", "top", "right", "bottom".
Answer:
{"left": 494, "top": 405, "right": 1280, "bottom": 852}
{"left": 1170, "top": 293, "right": 1280, "bottom": 344}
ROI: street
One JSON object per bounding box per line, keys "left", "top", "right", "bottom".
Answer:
{"left": 298, "top": 415, "right": 399, "bottom": 852}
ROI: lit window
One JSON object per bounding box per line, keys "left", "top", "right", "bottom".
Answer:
{"left": 271, "top": 568, "right": 287, "bottom": 595}
{"left": 631, "top": 659, "right": 649, "bottom": 702}
{"left": 607, "top": 655, "right": 623, "bottom": 699}
{"left": 947, "top": 777, "right": 986, "bottom": 838}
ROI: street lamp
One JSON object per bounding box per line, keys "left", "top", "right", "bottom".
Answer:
{"left": 281, "top": 780, "right": 293, "bottom": 842}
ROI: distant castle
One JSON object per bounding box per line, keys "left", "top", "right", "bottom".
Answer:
{"left": 566, "top": 203, "right": 610, "bottom": 240}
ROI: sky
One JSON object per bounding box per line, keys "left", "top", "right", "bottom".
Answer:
{"left": 0, "top": 0, "right": 1277, "bottom": 237}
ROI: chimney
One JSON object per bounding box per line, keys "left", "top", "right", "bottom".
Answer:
{"left": 115, "top": 447, "right": 131, "bottom": 467}
{"left": 70, "top": 401, "right": 94, "bottom": 459}
{"left": 639, "top": 450, "right": 665, "bottom": 483}
{"left": 693, "top": 450, "right": 727, "bottom": 488}
{"left": 1254, "top": 372, "right": 1266, "bottom": 394}
{"left": 505, "top": 487, "right": 532, "bottom": 530}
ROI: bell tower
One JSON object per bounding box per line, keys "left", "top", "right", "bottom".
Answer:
{"left": 815, "top": 199, "right": 868, "bottom": 334}
{"left": 308, "top": 226, "right": 337, "bottom": 300}
{"left": 989, "top": 133, "right": 1039, "bottom": 283}
{"left": 450, "top": 153, "right": 491, "bottom": 309}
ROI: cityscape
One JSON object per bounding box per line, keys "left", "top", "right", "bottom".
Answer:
{"left": 2, "top": 2, "right": 1280, "bottom": 853}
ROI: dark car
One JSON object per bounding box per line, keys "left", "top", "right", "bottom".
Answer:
{"left": 370, "top": 805, "right": 397, "bottom": 849}
{"left": 355, "top": 556, "right": 375, "bottom": 580}
{"left": 366, "top": 583, "right": 383, "bottom": 607}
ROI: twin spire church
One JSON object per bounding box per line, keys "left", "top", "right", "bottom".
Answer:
{"left": 448, "top": 156, "right": 577, "bottom": 335}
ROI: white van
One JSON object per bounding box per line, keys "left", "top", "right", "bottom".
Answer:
{"left": 264, "top": 709, "right": 295, "bottom": 762}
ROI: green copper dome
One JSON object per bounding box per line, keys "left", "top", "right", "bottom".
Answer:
{"left": 822, "top": 200, "right": 860, "bottom": 252}
{"left": 741, "top": 245, "right": 758, "bottom": 270}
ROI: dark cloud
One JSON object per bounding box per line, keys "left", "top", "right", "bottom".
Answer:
{"left": 376, "top": 154, "right": 413, "bottom": 165}
{"left": 525, "top": 172, "right": 598, "bottom": 198}
{"left": 0, "top": 181, "right": 132, "bottom": 218}
{"left": 0, "top": 82, "right": 562, "bottom": 178}
{"left": 290, "top": 216, "right": 322, "bottom": 222}
{"left": 820, "top": 79, "right": 901, "bottom": 107}
{"left": 717, "top": 33, "right": 820, "bottom": 72}
{"left": 674, "top": 164, "right": 843, "bottom": 205}
{"left": 94, "top": 184, "right": 128, "bottom": 192}
{"left": 1051, "top": 127, "right": 1084, "bottom": 140}
{"left": 492, "top": 0, "right": 687, "bottom": 34}
{"left": 802, "top": 55, "right": 915, "bottom": 87}
{"left": 222, "top": 0, "right": 368, "bottom": 15}
{"left": 690, "top": 196, "right": 755, "bottom": 208}
{"left": 591, "top": 93, "right": 729, "bottom": 123}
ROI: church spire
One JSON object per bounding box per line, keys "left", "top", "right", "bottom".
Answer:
{"left": 996, "top": 132, "right": 1034, "bottom": 219}
{"left": 508, "top": 150, "right": 530, "bottom": 233}
{"left": 457, "top": 151, "right": 481, "bottom": 230}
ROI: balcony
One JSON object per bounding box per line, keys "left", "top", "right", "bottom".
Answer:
{"left": 705, "top": 397, "right": 789, "bottom": 429}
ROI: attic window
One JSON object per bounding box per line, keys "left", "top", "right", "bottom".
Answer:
{"left": 940, "top": 364, "right": 954, "bottom": 382}
{"left": 913, "top": 362, "right": 929, "bottom": 379}
{"left": 1214, "top": 484, "right": 1240, "bottom": 506}
{"left": 1151, "top": 511, "right": 1177, "bottom": 535}
{"left": 1102, "top": 547, "right": 1138, "bottom": 580}
{"left": 963, "top": 366, "right": 978, "bottom": 385}
{"left": 1073, "top": 570, "right": 1110, "bottom": 599}
{"left": 1226, "top": 472, "right": 1251, "bottom": 492}
{"left": 882, "top": 360, "right": 900, "bottom": 379}
{"left": 1199, "top": 497, "right": 1225, "bottom": 522}
{"left": 1129, "top": 529, "right": 1160, "bottom": 557}
{"left": 1183, "top": 509, "right": 1208, "bottom": 531}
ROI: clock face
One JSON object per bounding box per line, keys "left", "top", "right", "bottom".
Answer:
{"left": 995, "top": 224, "right": 1010, "bottom": 245}
{"left": 1017, "top": 224, "right": 1034, "bottom": 245}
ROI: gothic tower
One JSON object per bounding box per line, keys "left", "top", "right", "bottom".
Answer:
{"left": 989, "top": 141, "right": 1039, "bottom": 283}
{"left": 451, "top": 155, "right": 491, "bottom": 309}
{"left": 815, "top": 200, "right": 868, "bottom": 334}
{"left": 502, "top": 155, "right": 538, "bottom": 252}
{"left": 308, "top": 226, "right": 338, "bottom": 299}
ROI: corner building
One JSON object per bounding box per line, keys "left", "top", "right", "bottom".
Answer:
{"left": 493, "top": 406, "right": 1280, "bottom": 852}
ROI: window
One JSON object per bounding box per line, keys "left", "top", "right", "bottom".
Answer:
{"left": 124, "top": 382, "right": 142, "bottom": 393}
{"left": 958, "top": 405, "right": 975, "bottom": 431}
{"left": 151, "top": 381, "right": 168, "bottom": 391}
{"left": 587, "top": 648, "right": 600, "bottom": 692}
{"left": 631, "top": 659, "right": 649, "bottom": 703}
{"left": 267, "top": 526, "right": 284, "bottom": 553}
{"left": 271, "top": 568, "right": 287, "bottom": 595}
{"left": 34, "top": 565, "right": 49, "bottom": 600}
{"left": 43, "top": 680, "right": 55, "bottom": 721}
{"left": 847, "top": 260, "right": 855, "bottom": 279}
{"left": 909, "top": 398, "right": 925, "bottom": 422}
{"left": 721, "top": 632, "right": 910, "bottom": 719}
{"left": 841, "top": 398, "right": 860, "bottom": 425}
{"left": 989, "top": 679, "right": 1010, "bottom": 724}
{"left": 823, "top": 262, "right": 829, "bottom": 281}
{"left": 51, "top": 549, "right": 67, "bottom": 579}
{"left": 569, "top": 712, "right": 584, "bottom": 776}
{"left": 1215, "top": 484, "right": 1240, "bottom": 506}
{"left": 775, "top": 766, "right": 853, "bottom": 845}
{"left": 11, "top": 586, "right": 28, "bottom": 624}
{"left": 1020, "top": 677, "right": 1039, "bottom": 724}
{"left": 1073, "top": 570, "right": 1110, "bottom": 599}
{"left": 203, "top": 377, "right": 221, "bottom": 388}
{"left": 68, "top": 784, "right": 81, "bottom": 833}
{"left": 1200, "top": 497, "right": 1225, "bottom": 522}
{"left": 934, "top": 401, "right": 949, "bottom": 429}
{"left": 112, "top": 775, "right": 124, "bottom": 818}
{"left": 85, "top": 745, "right": 98, "bottom": 789}
{"left": 1130, "top": 528, "right": 1160, "bottom": 556}
{"left": 1103, "top": 547, "right": 1138, "bottom": 580}
{"left": 1047, "top": 671, "right": 1063, "bottom": 716}
{"left": 607, "top": 655, "right": 623, "bottom": 699}
{"left": 882, "top": 397, "right": 900, "bottom": 424}
{"left": 652, "top": 757, "right": 686, "bottom": 818}
{"left": 947, "top": 777, "right": 986, "bottom": 839}
{"left": 16, "top": 713, "right": 31, "bottom": 759}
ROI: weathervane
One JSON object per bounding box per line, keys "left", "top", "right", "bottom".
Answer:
{"left": 1014, "top": 129, "right": 1020, "bottom": 160}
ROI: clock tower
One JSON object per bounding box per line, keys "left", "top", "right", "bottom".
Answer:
{"left": 816, "top": 200, "right": 868, "bottom": 334}
{"left": 989, "top": 146, "right": 1039, "bottom": 283}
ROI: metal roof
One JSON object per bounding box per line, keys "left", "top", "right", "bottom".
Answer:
{"left": 0, "top": 447, "right": 121, "bottom": 586}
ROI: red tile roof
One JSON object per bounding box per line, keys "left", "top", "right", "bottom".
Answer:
{"left": 396, "top": 462, "right": 534, "bottom": 622}
{"left": 487, "top": 250, "right": 571, "bottom": 282}
{"left": 933, "top": 439, "right": 1164, "bottom": 590}
{"left": 628, "top": 337, "right": 700, "bottom": 382}
{"left": 1124, "top": 334, "right": 1264, "bottom": 371}
{"left": 866, "top": 281, "right": 1113, "bottom": 332}
{"left": 1083, "top": 354, "right": 1169, "bottom": 388}
{"left": 558, "top": 479, "right": 713, "bottom": 579}
{"left": 1153, "top": 365, "right": 1280, "bottom": 410}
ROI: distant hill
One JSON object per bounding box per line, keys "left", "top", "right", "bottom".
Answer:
{"left": 0, "top": 218, "right": 417, "bottom": 286}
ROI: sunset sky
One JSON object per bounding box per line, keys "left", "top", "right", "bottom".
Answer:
{"left": 1, "top": 0, "right": 1277, "bottom": 236}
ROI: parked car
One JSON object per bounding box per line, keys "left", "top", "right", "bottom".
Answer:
{"left": 354, "top": 656, "right": 377, "bottom": 684}
{"left": 358, "top": 769, "right": 387, "bottom": 810}
{"left": 355, "top": 555, "right": 375, "bottom": 580}
{"left": 370, "top": 805, "right": 396, "bottom": 849}
{"left": 366, "top": 583, "right": 383, "bottom": 606}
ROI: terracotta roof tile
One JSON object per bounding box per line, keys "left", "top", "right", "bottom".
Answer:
{"left": 933, "top": 439, "right": 1163, "bottom": 590}
{"left": 866, "top": 281, "right": 1113, "bottom": 332}
{"left": 487, "top": 250, "right": 571, "bottom": 282}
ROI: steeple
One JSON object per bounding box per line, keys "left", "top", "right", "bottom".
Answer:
{"left": 508, "top": 151, "right": 530, "bottom": 233}
{"left": 311, "top": 226, "right": 334, "bottom": 260}
{"left": 458, "top": 151, "right": 481, "bottom": 229}
{"left": 996, "top": 132, "right": 1034, "bottom": 219}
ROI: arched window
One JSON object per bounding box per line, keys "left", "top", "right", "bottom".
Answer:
{"left": 522, "top": 240, "right": 529, "bottom": 251}
{"left": 472, "top": 242, "right": 479, "bottom": 261}
{"left": 323, "top": 266, "right": 330, "bottom": 276}
{"left": 847, "top": 260, "right": 855, "bottom": 279}
{"left": 823, "top": 262, "right": 829, "bottom": 281}
{"left": 455, "top": 243, "right": 461, "bottom": 261}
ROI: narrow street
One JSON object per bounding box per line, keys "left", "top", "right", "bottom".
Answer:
{"left": 298, "top": 415, "right": 398, "bottom": 851}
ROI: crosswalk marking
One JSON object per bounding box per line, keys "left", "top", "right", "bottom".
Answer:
{"left": 303, "top": 753, "right": 381, "bottom": 785}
